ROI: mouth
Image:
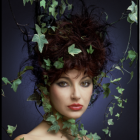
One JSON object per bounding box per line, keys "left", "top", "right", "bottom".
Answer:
{"left": 68, "top": 103, "right": 83, "bottom": 111}
{"left": 68, "top": 106, "right": 83, "bottom": 110}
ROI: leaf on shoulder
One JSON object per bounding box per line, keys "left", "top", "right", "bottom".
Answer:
{"left": 14, "top": 134, "right": 28, "bottom": 140}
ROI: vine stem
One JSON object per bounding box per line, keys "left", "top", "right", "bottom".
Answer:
{"left": 124, "top": 23, "right": 132, "bottom": 57}
{"left": 7, "top": 0, "right": 25, "bottom": 33}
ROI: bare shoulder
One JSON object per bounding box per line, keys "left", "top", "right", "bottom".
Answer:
{"left": 14, "top": 134, "right": 30, "bottom": 140}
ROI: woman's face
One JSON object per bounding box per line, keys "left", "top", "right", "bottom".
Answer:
{"left": 49, "top": 69, "right": 93, "bottom": 120}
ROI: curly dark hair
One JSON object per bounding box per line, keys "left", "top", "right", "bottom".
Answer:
{"left": 20, "top": 0, "right": 114, "bottom": 107}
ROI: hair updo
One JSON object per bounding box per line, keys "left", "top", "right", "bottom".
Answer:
{"left": 20, "top": 0, "right": 113, "bottom": 106}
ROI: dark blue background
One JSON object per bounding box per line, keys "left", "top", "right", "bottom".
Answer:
{"left": 2, "top": 0, "right": 138, "bottom": 140}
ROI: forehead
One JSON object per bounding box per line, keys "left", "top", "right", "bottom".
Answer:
{"left": 60, "top": 69, "right": 87, "bottom": 79}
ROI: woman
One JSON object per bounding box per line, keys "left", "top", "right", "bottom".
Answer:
{"left": 2, "top": 0, "right": 138, "bottom": 140}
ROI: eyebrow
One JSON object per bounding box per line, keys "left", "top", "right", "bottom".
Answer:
{"left": 58, "top": 76, "right": 91, "bottom": 81}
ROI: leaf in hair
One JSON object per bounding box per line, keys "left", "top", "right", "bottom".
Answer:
{"left": 11, "top": 78, "right": 22, "bottom": 92}
{"left": 40, "top": 0, "right": 46, "bottom": 9}
{"left": 7, "top": 124, "right": 17, "bottom": 137}
{"left": 53, "top": 57, "right": 64, "bottom": 69}
{"left": 39, "top": 86, "right": 49, "bottom": 95}
{"left": 32, "top": 34, "right": 48, "bottom": 53}
{"left": 49, "top": 0, "right": 58, "bottom": 19}
{"left": 87, "top": 44, "right": 94, "bottom": 54}
{"left": 68, "top": 44, "right": 82, "bottom": 56}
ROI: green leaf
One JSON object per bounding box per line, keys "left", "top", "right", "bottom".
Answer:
{"left": 74, "top": 137, "right": 79, "bottom": 140}
{"left": 18, "top": 66, "right": 34, "bottom": 76}
{"left": 7, "top": 124, "right": 17, "bottom": 137}
{"left": 62, "top": 121, "right": 71, "bottom": 129}
{"left": 55, "top": 112, "right": 63, "bottom": 120}
{"left": 43, "top": 58, "right": 52, "bottom": 70}
{"left": 127, "top": 16, "right": 134, "bottom": 24}
{"left": 102, "top": 83, "right": 111, "bottom": 98}
{"left": 68, "top": 44, "right": 82, "bottom": 56}
{"left": 66, "top": 0, "right": 72, "bottom": 10}
{"left": 116, "top": 86, "right": 125, "bottom": 94}
{"left": 87, "top": 44, "right": 94, "bottom": 54}
{"left": 60, "top": 0, "right": 66, "bottom": 15}
{"left": 1, "top": 89, "right": 5, "bottom": 97}
{"left": 104, "top": 12, "right": 108, "bottom": 21}
{"left": 79, "top": 128, "right": 88, "bottom": 136}
{"left": 108, "top": 119, "right": 114, "bottom": 125}
{"left": 41, "top": 23, "right": 46, "bottom": 28}
{"left": 11, "top": 79, "right": 22, "bottom": 92}
{"left": 46, "top": 115, "right": 56, "bottom": 124}
{"left": 40, "top": 0, "right": 46, "bottom": 9}
{"left": 126, "top": 50, "right": 138, "bottom": 66}
{"left": 47, "top": 121, "right": 60, "bottom": 133}
{"left": 109, "top": 131, "right": 111, "bottom": 137}
{"left": 39, "top": 86, "right": 49, "bottom": 95}
{"left": 115, "top": 113, "right": 120, "bottom": 117}
{"left": 115, "top": 65, "right": 124, "bottom": 75}
{"left": 51, "top": 26, "right": 57, "bottom": 32}
{"left": 35, "top": 24, "right": 41, "bottom": 35}
{"left": 102, "top": 127, "right": 109, "bottom": 134}
{"left": 118, "top": 102, "right": 124, "bottom": 108}
{"left": 49, "top": 0, "right": 58, "bottom": 19}
{"left": 37, "top": 15, "right": 44, "bottom": 25}
{"left": 123, "top": 99, "right": 127, "bottom": 103}
{"left": 109, "top": 107, "right": 113, "bottom": 116}
{"left": 20, "top": 137, "right": 24, "bottom": 140}
{"left": 70, "top": 124, "right": 78, "bottom": 136}
{"left": 127, "top": 1, "right": 137, "bottom": 13}
{"left": 110, "top": 77, "right": 121, "bottom": 83}
{"left": 113, "top": 95, "right": 120, "bottom": 100}
{"left": 32, "top": 34, "right": 48, "bottom": 53}
{"left": 67, "top": 118, "right": 75, "bottom": 123}
{"left": 87, "top": 132, "right": 101, "bottom": 140}
{"left": 2, "top": 77, "right": 12, "bottom": 85}
{"left": 41, "top": 28, "right": 48, "bottom": 34}
{"left": 127, "top": 71, "right": 134, "bottom": 84}
{"left": 30, "top": 0, "right": 33, "bottom": 5}
{"left": 53, "top": 57, "right": 64, "bottom": 69}
{"left": 101, "top": 72, "right": 109, "bottom": 78}
{"left": 42, "top": 97, "right": 52, "bottom": 113}
{"left": 128, "top": 12, "right": 137, "bottom": 23}
{"left": 23, "top": 0, "right": 29, "bottom": 6}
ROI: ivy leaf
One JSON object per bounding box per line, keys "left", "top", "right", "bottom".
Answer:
{"left": 47, "top": 121, "right": 60, "bottom": 133}
{"left": 7, "top": 124, "right": 17, "bottom": 137}
{"left": 101, "top": 72, "right": 109, "bottom": 78}
{"left": 37, "top": 15, "right": 44, "bottom": 25}
{"left": 43, "top": 58, "right": 52, "bottom": 70}
{"left": 55, "top": 112, "right": 63, "bottom": 120}
{"left": 20, "top": 138, "right": 24, "bottom": 140}
{"left": 79, "top": 128, "right": 88, "bottom": 137}
{"left": 115, "top": 113, "right": 120, "bottom": 117}
{"left": 87, "top": 44, "right": 94, "bottom": 54}
{"left": 104, "top": 12, "right": 108, "bottom": 21}
{"left": 40, "top": 0, "right": 46, "bottom": 9}
{"left": 116, "top": 86, "right": 125, "bottom": 94}
{"left": 74, "top": 137, "right": 79, "bottom": 140}
{"left": 30, "top": 0, "right": 33, "bottom": 5}
{"left": 109, "top": 131, "right": 111, "bottom": 137}
{"left": 35, "top": 24, "right": 41, "bottom": 35}
{"left": 46, "top": 115, "right": 56, "bottom": 124}
{"left": 62, "top": 121, "right": 71, "bottom": 129}
{"left": 67, "top": 119, "right": 75, "bottom": 123}
{"left": 49, "top": 0, "right": 58, "bottom": 19}
{"left": 39, "top": 86, "right": 49, "bottom": 95}
{"left": 51, "top": 26, "right": 57, "bottom": 32}
{"left": 102, "top": 127, "right": 109, "bottom": 134}
{"left": 53, "top": 57, "right": 64, "bottom": 69}
{"left": 32, "top": 34, "right": 48, "bottom": 53}
{"left": 11, "top": 79, "right": 22, "bottom": 92}
{"left": 2, "top": 77, "right": 12, "bottom": 85}
{"left": 127, "top": 71, "right": 134, "bottom": 84}
{"left": 115, "top": 65, "right": 124, "bottom": 75}
{"left": 68, "top": 44, "right": 82, "bottom": 56}
{"left": 18, "top": 66, "right": 34, "bottom": 76}
{"left": 60, "top": 0, "right": 66, "bottom": 15}
{"left": 102, "top": 83, "right": 111, "bottom": 98}
{"left": 123, "top": 99, "right": 127, "bottom": 103}
{"left": 117, "top": 98, "right": 122, "bottom": 104}
{"left": 109, "top": 107, "right": 113, "bottom": 116}
{"left": 108, "top": 119, "right": 114, "bottom": 125}
{"left": 87, "top": 132, "right": 101, "bottom": 140}
{"left": 66, "top": 0, "right": 72, "bottom": 10}
{"left": 23, "top": 0, "right": 30, "bottom": 6}
{"left": 110, "top": 77, "right": 121, "bottom": 83}
{"left": 118, "top": 103, "right": 124, "bottom": 108}
{"left": 1, "top": 89, "right": 5, "bottom": 97}
{"left": 41, "top": 28, "right": 48, "bottom": 34}
{"left": 42, "top": 97, "right": 52, "bottom": 113}
{"left": 126, "top": 50, "right": 138, "bottom": 66}
{"left": 70, "top": 124, "right": 79, "bottom": 136}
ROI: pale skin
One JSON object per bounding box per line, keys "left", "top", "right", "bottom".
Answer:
{"left": 14, "top": 69, "right": 93, "bottom": 140}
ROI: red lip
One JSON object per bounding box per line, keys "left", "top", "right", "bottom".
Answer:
{"left": 68, "top": 103, "right": 83, "bottom": 111}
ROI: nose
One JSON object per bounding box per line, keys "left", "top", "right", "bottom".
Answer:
{"left": 70, "top": 85, "right": 81, "bottom": 100}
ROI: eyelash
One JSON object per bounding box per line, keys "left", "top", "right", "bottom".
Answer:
{"left": 57, "top": 81, "right": 91, "bottom": 87}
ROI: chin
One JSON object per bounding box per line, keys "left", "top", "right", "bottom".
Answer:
{"left": 63, "top": 111, "right": 83, "bottom": 120}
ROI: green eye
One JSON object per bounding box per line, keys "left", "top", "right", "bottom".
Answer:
{"left": 81, "top": 81, "right": 90, "bottom": 87}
